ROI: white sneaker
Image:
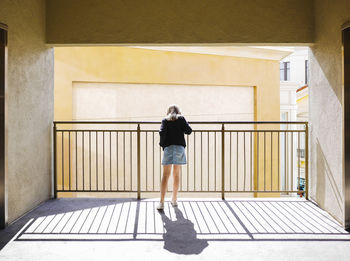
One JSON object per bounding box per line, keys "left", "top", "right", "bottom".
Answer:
{"left": 156, "top": 202, "right": 164, "bottom": 210}
{"left": 171, "top": 200, "right": 178, "bottom": 207}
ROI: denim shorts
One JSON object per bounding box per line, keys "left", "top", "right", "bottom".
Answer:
{"left": 162, "top": 145, "right": 187, "bottom": 165}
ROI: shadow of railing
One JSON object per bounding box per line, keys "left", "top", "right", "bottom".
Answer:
{"left": 15, "top": 199, "right": 350, "bottom": 243}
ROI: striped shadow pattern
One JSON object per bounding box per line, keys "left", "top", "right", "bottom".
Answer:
{"left": 16, "top": 199, "right": 350, "bottom": 241}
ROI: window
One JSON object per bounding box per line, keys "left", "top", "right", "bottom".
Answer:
{"left": 280, "top": 61, "right": 290, "bottom": 81}
{"left": 280, "top": 62, "right": 284, "bottom": 80}
{"left": 305, "top": 60, "right": 308, "bottom": 84}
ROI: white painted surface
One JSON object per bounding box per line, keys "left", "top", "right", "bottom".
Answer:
{"left": 281, "top": 47, "right": 309, "bottom": 87}
{"left": 280, "top": 81, "right": 299, "bottom": 122}
{"left": 72, "top": 82, "right": 254, "bottom": 121}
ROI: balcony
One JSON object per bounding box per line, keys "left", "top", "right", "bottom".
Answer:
{"left": 1, "top": 121, "right": 349, "bottom": 259}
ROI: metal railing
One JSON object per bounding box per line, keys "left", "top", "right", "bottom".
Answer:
{"left": 53, "top": 121, "right": 308, "bottom": 199}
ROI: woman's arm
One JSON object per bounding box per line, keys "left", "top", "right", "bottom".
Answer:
{"left": 182, "top": 117, "right": 192, "bottom": 135}
{"left": 159, "top": 119, "right": 167, "bottom": 136}
{"left": 159, "top": 119, "right": 167, "bottom": 147}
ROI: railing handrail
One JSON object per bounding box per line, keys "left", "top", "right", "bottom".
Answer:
{"left": 53, "top": 120, "right": 308, "bottom": 125}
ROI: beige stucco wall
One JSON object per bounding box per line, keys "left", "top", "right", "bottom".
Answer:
{"left": 46, "top": 0, "right": 314, "bottom": 44}
{"left": 309, "top": 0, "right": 350, "bottom": 225}
{"left": 72, "top": 82, "right": 254, "bottom": 121}
{"left": 0, "top": 0, "right": 54, "bottom": 224}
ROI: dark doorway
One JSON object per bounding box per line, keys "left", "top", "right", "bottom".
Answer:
{"left": 343, "top": 25, "right": 350, "bottom": 230}
{"left": 0, "top": 24, "right": 7, "bottom": 229}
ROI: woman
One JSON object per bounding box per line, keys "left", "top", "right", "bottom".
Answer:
{"left": 157, "top": 104, "right": 192, "bottom": 210}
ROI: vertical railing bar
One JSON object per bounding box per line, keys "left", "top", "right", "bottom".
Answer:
{"left": 236, "top": 131, "right": 239, "bottom": 191}
{"left": 229, "top": 131, "right": 232, "bottom": 191}
{"left": 207, "top": 131, "right": 210, "bottom": 192}
{"left": 291, "top": 130, "right": 294, "bottom": 192}
{"left": 243, "top": 131, "right": 246, "bottom": 191}
{"left": 146, "top": 131, "right": 148, "bottom": 191}
{"left": 278, "top": 131, "right": 280, "bottom": 193}
{"left": 298, "top": 131, "right": 300, "bottom": 194}
{"left": 264, "top": 131, "right": 266, "bottom": 191}
{"left": 53, "top": 124, "right": 57, "bottom": 198}
{"left": 103, "top": 131, "right": 105, "bottom": 190}
{"left": 187, "top": 134, "right": 189, "bottom": 192}
{"left": 180, "top": 144, "right": 183, "bottom": 193}
{"left": 96, "top": 131, "right": 98, "bottom": 190}
{"left": 153, "top": 131, "right": 155, "bottom": 192}
{"left": 221, "top": 124, "right": 225, "bottom": 199}
{"left": 89, "top": 131, "right": 91, "bottom": 191}
{"left": 130, "top": 131, "right": 132, "bottom": 191}
{"left": 257, "top": 132, "right": 259, "bottom": 192}
{"left": 305, "top": 124, "right": 309, "bottom": 199}
{"left": 76, "top": 131, "right": 78, "bottom": 191}
{"left": 250, "top": 131, "right": 253, "bottom": 191}
{"left": 271, "top": 131, "right": 273, "bottom": 192}
{"left": 82, "top": 131, "right": 85, "bottom": 191}
{"left": 284, "top": 131, "right": 287, "bottom": 192}
{"left": 137, "top": 124, "right": 141, "bottom": 199}
{"left": 123, "top": 131, "right": 125, "bottom": 191}
{"left": 201, "top": 131, "right": 203, "bottom": 192}
{"left": 110, "top": 131, "right": 112, "bottom": 191}
{"left": 159, "top": 142, "right": 162, "bottom": 191}
{"left": 215, "top": 131, "right": 217, "bottom": 191}
{"left": 69, "top": 131, "right": 71, "bottom": 191}
{"left": 194, "top": 132, "right": 196, "bottom": 191}
{"left": 62, "top": 131, "right": 64, "bottom": 191}
{"left": 95, "top": 131, "right": 98, "bottom": 191}
{"left": 115, "top": 131, "right": 119, "bottom": 190}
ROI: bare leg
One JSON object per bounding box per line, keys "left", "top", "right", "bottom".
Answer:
{"left": 172, "top": 165, "right": 181, "bottom": 201}
{"left": 160, "top": 165, "right": 172, "bottom": 203}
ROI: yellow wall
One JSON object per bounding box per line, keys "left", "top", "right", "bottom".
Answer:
{"left": 54, "top": 46, "right": 280, "bottom": 121}
{"left": 54, "top": 46, "right": 280, "bottom": 197}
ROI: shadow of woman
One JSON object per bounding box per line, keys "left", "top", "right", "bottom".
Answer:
{"left": 158, "top": 207, "right": 209, "bottom": 255}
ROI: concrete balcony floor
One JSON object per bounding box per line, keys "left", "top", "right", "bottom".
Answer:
{"left": 1, "top": 198, "right": 350, "bottom": 260}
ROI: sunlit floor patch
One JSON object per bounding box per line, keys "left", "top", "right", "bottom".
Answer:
{"left": 15, "top": 199, "right": 350, "bottom": 241}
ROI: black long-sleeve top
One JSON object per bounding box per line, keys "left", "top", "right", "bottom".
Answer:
{"left": 159, "top": 116, "right": 192, "bottom": 150}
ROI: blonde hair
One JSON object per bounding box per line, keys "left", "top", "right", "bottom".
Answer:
{"left": 166, "top": 104, "right": 182, "bottom": 121}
